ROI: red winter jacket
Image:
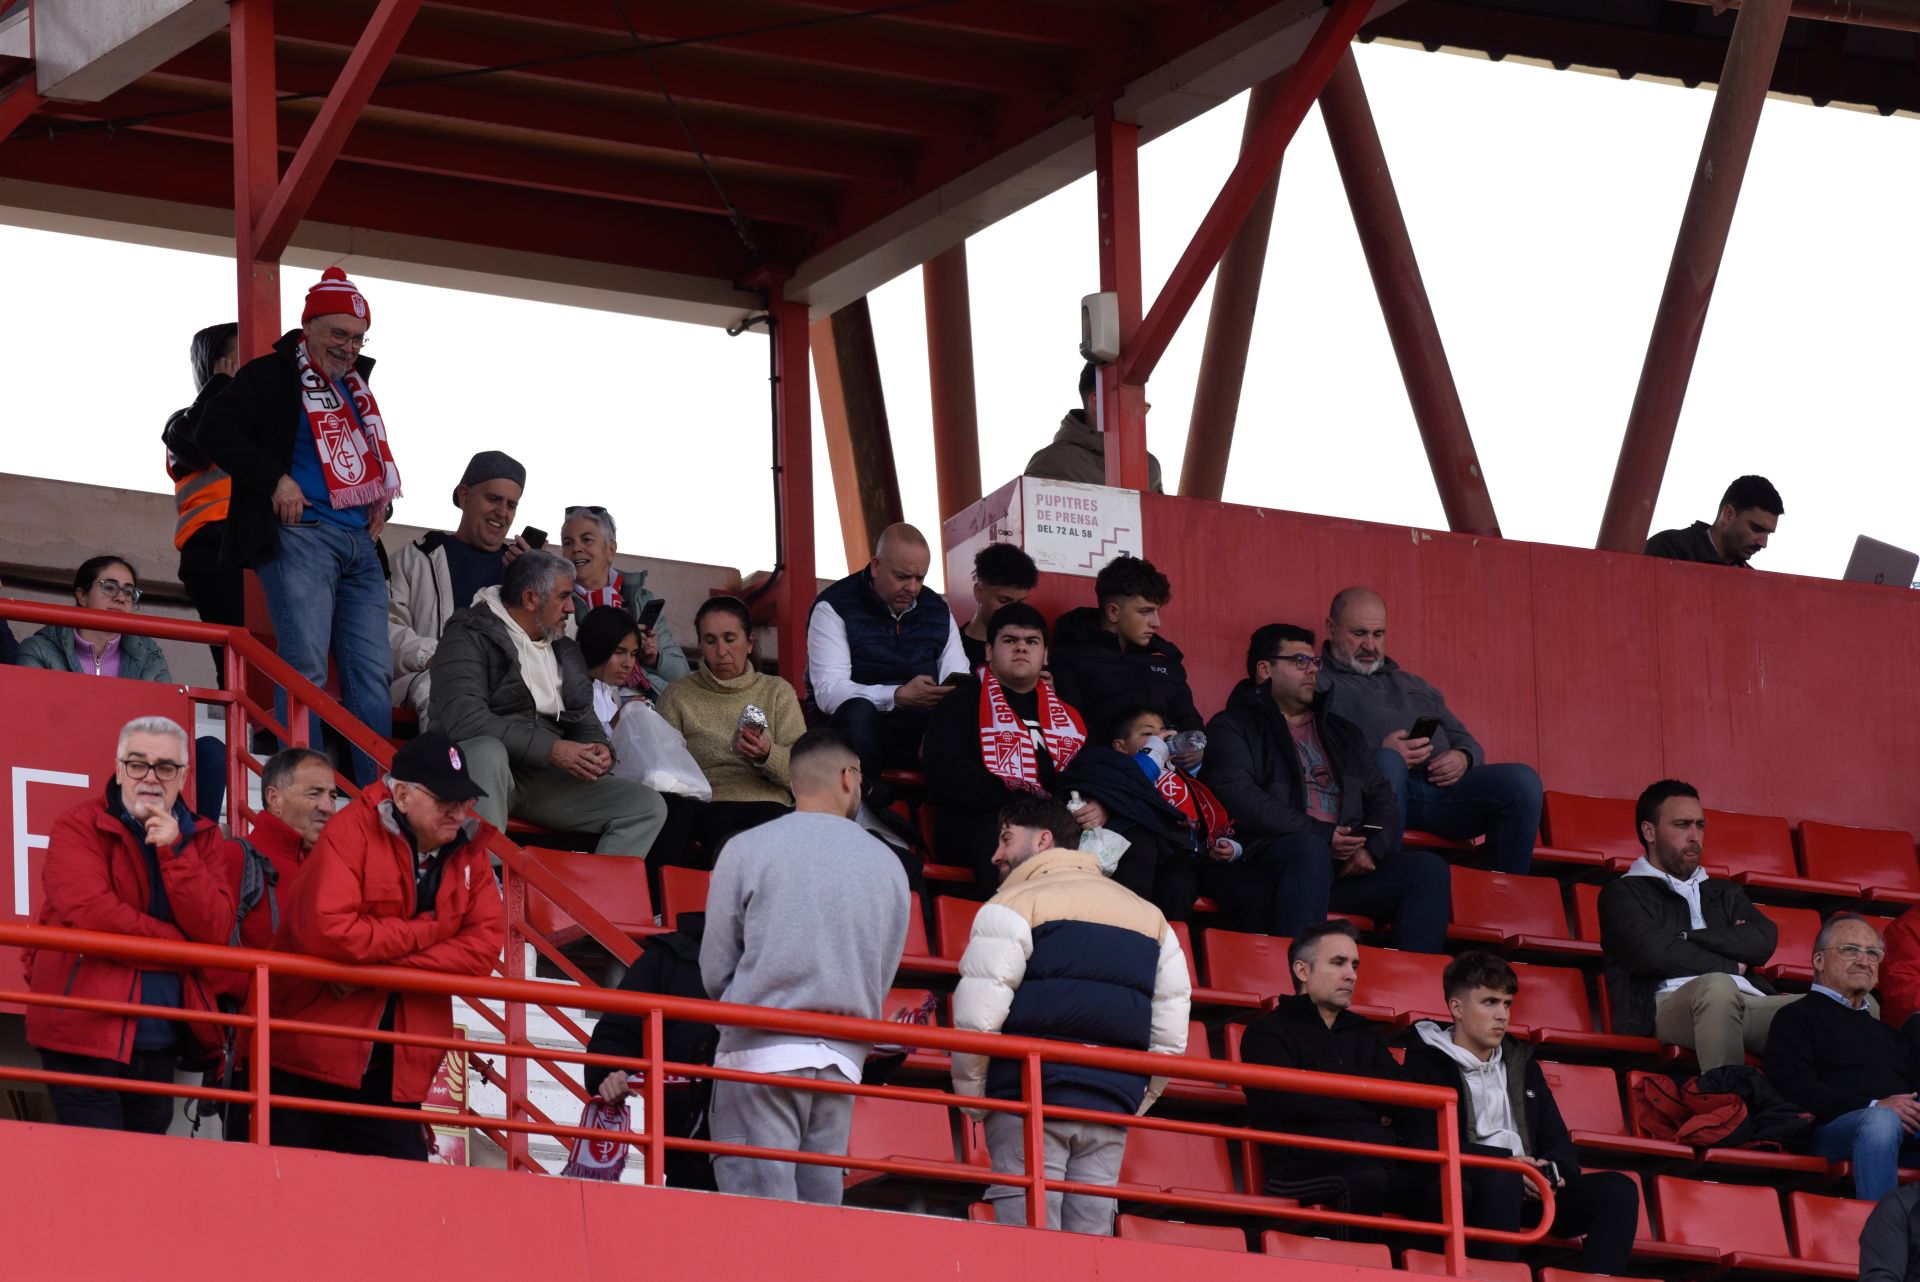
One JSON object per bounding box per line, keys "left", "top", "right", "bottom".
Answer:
{"left": 24, "top": 791, "right": 238, "bottom": 1062}
{"left": 269, "top": 782, "right": 503, "bottom": 1102}
{"left": 1882, "top": 905, "right": 1920, "bottom": 1028}
{"left": 207, "top": 811, "right": 315, "bottom": 1006}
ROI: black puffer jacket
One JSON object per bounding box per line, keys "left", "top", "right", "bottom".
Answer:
{"left": 1204, "top": 680, "right": 1398, "bottom": 861}
{"left": 1048, "top": 606, "right": 1204, "bottom": 738}
{"left": 192, "top": 329, "right": 377, "bottom": 570}
{"left": 428, "top": 597, "right": 605, "bottom": 769}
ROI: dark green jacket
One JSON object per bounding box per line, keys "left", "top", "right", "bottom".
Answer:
{"left": 428, "top": 604, "right": 605, "bottom": 770}
{"left": 16, "top": 626, "right": 173, "bottom": 682}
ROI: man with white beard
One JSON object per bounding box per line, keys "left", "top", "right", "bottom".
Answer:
{"left": 1317, "top": 587, "right": 1542, "bottom": 876}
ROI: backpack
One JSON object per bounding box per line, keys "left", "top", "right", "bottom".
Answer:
{"left": 1635, "top": 1065, "right": 1814, "bottom": 1149}
{"left": 228, "top": 838, "right": 280, "bottom": 948}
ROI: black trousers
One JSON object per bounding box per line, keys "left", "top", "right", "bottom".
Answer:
{"left": 178, "top": 522, "right": 246, "bottom": 688}
{"left": 649, "top": 796, "right": 789, "bottom": 904}
{"left": 271, "top": 1040, "right": 428, "bottom": 1161}
{"left": 828, "top": 699, "right": 929, "bottom": 799}
{"left": 1456, "top": 1166, "right": 1638, "bottom": 1274}
{"left": 41, "top": 1047, "right": 178, "bottom": 1135}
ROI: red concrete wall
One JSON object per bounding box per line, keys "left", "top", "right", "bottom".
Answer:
{"left": 986, "top": 495, "right": 1920, "bottom": 838}
{"left": 0, "top": 1121, "right": 1391, "bottom": 1281}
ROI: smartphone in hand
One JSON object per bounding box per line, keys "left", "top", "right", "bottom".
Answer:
{"left": 1409, "top": 715, "right": 1442, "bottom": 741}
{"left": 521, "top": 526, "right": 548, "bottom": 549}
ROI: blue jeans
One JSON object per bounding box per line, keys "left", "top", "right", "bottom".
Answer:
{"left": 1202, "top": 829, "right": 1451, "bottom": 953}
{"left": 1372, "top": 749, "right": 1542, "bottom": 875}
{"left": 1811, "top": 1106, "right": 1920, "bottom": 1202}
{"left": 255, "top": 520, "right": 391, "bottom": 786}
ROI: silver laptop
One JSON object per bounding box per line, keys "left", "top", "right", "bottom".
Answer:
{"left": 1843, "top": 535, "right": 1919, "bottom": 587}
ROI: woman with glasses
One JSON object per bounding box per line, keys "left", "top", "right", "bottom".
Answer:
{"left": 560, "top": 505, "right": 689, "bottom": 692}
{"left": 17, "top": 556, "right": 173, "bottom": 680}
{"left": 17, "top": 556, "right": 227, "bottom": 820}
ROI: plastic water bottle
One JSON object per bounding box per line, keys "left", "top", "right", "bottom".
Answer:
{"left": 1168, "top": 730, "right": 1207, "bottom": 756}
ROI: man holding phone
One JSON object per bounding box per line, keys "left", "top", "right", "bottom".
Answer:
{"left": 806, "top": 523, "right": 969, "bottom": 802}
{"left": 1203, "top": 623, "right": 1449, "bottom": 952}
{"left": 389, "top": 450, "right": 531, "bottom": 725}
{"left": 1319, "top": 587, "right": 1542, "bottom": 875}
{"left": 1399, "top": 952, "right": 1639, "bottom": 1275}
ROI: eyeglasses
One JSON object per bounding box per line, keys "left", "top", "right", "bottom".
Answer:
{"left": 320, "top": 325, "right": 369, "bottom": 349}
{"left": 120, "top": 758, "right": 183, "bottom": 781}
{"left": 1270, "top": 653, "right": 1322, "bottom": 672}
{"left": 92, "top": 578, "right": 142, "bottom": 605}
{"left": 1830, "top": 943, "right": 1886, "bottom": 962}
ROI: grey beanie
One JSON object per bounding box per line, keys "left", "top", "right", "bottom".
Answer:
{"left": 453, "top": 450, "right": 527, "bottom": 506}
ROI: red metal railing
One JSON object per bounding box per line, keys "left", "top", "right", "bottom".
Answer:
{"left": 0, "top": 600, "right": 1555, "bottom": 1273}
{"left": 0, "top": 920, "right": 1554, "bottom": 1273}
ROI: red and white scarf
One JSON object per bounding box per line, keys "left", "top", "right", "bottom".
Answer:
{"left": 978, "top": 673, "right": 1085, "bottom": 794}
{"left": 1155, "top": 767, "right": 1233, "bottom": 847}
{"left": 295, "top": 339, "right": 402, "bottom": 510}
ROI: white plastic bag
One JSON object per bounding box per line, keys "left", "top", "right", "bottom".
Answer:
{"left": 608, "top": 702, "right": 713, "bottom": 801}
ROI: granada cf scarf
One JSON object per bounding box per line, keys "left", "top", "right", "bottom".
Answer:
{"left": 1155, "top": 766, "right": 1232, "bottom": 846}
{"left": 978, "top": 673, "right": 1085, "bottom": 794}
{"left": 295, "top": 340, "right": 401, "bottom": 510}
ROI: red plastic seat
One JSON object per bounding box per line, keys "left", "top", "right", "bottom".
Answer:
{"left": 1258, "top": 1230, "right": 1392, "bottom": 1268}
{"left": 1400, "top": 1249, "right": 1530, "bottom": 1280}
{"left": 1589, "top": 1167, "right": 1720, "bottom": 1265}
{"left": 1448, "top": 867, "right": 1599, "bottom": 959}
{"left": 1538, "top": 1060, "right": 1689, "bottom": 1162}
{"left": 1703, "top": 807, "right": 1854, "bottom": 896}
{"left": 1542, "top": 792, "right": 1642, "bottom": 868}
{"left": 1116, "top": 1125, "right": 1237, "bottom": 1196}
{"left": 658, "top": 865, "right": 709, "bottom": 927}
{"left": 1801, "top": 820, "right": 1920, "bottom": 903}
{"left": 1571, "top": 882, "right": 1602, "bottom": 943}
{"left": 1345, "top": 946, "right": 1449, "bottom": 1025}
{"left": 879, "top": 988, "right": 947, "bottom": 1073}
{"left": 1511, "top": 960, "right": 1622, "bottom": 1049}
{"left": 966, "top": 1200, "right": 996, "bottom": 1224}
{"left": 1651, "top": 1174, "right": 1802, "bottom": 1272}
{"left": 1162, "top": 1021, "right": 1242, "bottom": 1109}
{"left": 1757, "top": 904, "right": 1824, "bottom": 981}
{"left": 901, "top": 892, "right": 930, "bottom": 958}
{"left": 1201, "top": 929, "right": 1293, "bottom": 1003}
{"left": 1789, "top": 1189, "right": 1874, "bottom": 1275}
{"left": 843, "top": 1095, "right": 957, "bottom": 1189}
{"left": 1172, "top": 920, "right": 1260, "bottom": 1008}
{"left": 1115, "top": 1215, "right": 1246, "bottom": 1251}
{"left": 934, "top": 895, "right": 981, "bottom": 960}
{"left": 521, "top": 846, "right": 654, "bottom": 946}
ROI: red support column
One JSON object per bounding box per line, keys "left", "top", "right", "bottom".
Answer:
{"left": 1596, "top": 0, "right": 1791, "bottom": 552}
{"left": 812, "top": 298, "right": 902, "bottom": 574}
{"left": 1180, "top": 77, "right": 1284, "bottom": 502}
{"left": 923, "top": 243, "right": 983, "bottom": 525}
{"left": 1095, "top": 108, "right": 1149, "bottom": 492}
{"left": 1319, "top": 52, "right": 1501, "bottom": 537}
{"left": 1121, "top": 0, "right": 1376, "bottom": 388}
{"left": 229, "top": 0, "right": 279, "bottom": 359}
{"left": 771, "top": 289, "right": 816, "bottom": 687}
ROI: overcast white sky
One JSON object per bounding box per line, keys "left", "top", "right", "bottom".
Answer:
{"left": 3, "top": 41, "right": 1915, "bottom": 592}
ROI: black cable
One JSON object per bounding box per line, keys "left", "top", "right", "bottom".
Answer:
{"left": 6, "top": 0, "right": 962, "bottom": 146}
{"left": 726, "top": 311, "right": 785, "bottom": 614}
{"left": 611, "top": 0, "right": 760, "bottom": 262}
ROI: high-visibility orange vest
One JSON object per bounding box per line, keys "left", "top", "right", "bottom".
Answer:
{"left": 172, "top": 463, "right": 232, "bottom": 549}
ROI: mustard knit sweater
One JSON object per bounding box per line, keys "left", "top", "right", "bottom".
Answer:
{"left": 655, "top": 663, "right": 805, "bottom": 805}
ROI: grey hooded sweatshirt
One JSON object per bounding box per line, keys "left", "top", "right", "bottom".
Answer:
{"left": 1316, "top": 649, "right": 1484, "bottom": 772}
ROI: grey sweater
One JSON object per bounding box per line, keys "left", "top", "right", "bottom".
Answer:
{"left": 700, "top": 810, "right": 910, "bottom": 1069}
{"left": 1316, "top": 649, "right": 1485, "bottom": 770}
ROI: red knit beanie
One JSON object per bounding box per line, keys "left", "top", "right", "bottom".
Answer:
{"left": 302, "top": 266, "right": 370, "bottom": 325}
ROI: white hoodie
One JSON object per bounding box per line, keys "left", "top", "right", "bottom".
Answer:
{"left": 1622, "top": 855, "right": 1765, "bottom": 1000}
{"left": 1414, "top": 1020, "right": 1526, "bottom": 1158}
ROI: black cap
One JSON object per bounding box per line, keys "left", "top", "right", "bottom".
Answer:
{"left": 452, "top": 450, "right": 527, "bottom": 506}
{"left": 390, "top": 729, "right": 488, "bottom": 802}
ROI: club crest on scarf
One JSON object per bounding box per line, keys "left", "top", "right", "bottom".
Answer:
{"left": 1154, "top": 766, "right": 1232, "bottom": 847}
{"left": 978, "top": 671, "right": 1085, "bottom": 794}
{"left": 295, "top": 340, "right": 402, "bottom": 511}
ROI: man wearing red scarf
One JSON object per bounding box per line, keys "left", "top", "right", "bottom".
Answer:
{"left": 196, "top": 268, "right": 400, "bottom": 784}
{"left": 920, "top": 602, "right": 1088, "bottom": 888}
